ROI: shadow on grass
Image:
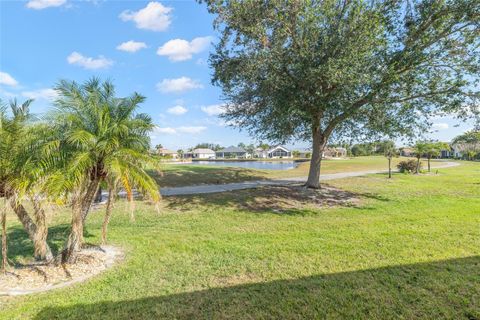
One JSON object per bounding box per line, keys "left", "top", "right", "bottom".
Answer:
{"left": 166, "top": 184, "right": 390, "bottom": 216}
{"left": 148, "top": 166, "right": 265, "bottom": 188}
{"left": 6, "top": 224, "right": 95, "bottom": 265}
{"left": 33, "top": 256, "right": 480, "bottom": 319}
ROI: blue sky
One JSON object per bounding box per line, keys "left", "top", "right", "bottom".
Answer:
{"left": 0, "top": 0, "right": 473, "bottom": 150}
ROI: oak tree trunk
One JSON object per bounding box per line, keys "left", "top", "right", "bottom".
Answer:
{"left": 101, "top": 187, "right": 114, "bottom": 245}
{"left": 306, "top": 125, "right": 327, "bottom": 189}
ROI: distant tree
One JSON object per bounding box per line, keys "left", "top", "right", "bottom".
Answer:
{"left": 424, "top": 142, "right": 449, "bottom": 172}
{"left": 384, "top": 145, "right": 399, "bottom": 179}
{"left": 155, "top": 144, "right": 163, "bottom": 152}
{"left": 237, "top": 142, "right": 247, "bottom": 149}
{"left": 203, "top": 0, "right": 479, "bottom": 188}
{"left": 452, "top": 130, "right": 480, "bottom": 160}
{"left": 245, "top": 144, "right": 255, "bottom": 157}
{"left": 412, "top": 141, "right": 430, "bottom": 174}
{"left": 292, "top": 150, "right": 300, "bottom": 158}
{"left": 177, "top": 149, "right": 184, "bottom": 159}
{"left": 258, "top": 142, "right": 270, "bottom": 151}
{"left": 194, "top": 143, "right": 222, "bottom": 151}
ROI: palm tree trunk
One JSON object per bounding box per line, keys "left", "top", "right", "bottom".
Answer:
{"left": 388, "top": 158, "right": 392, "bottom": 179}
{"left": 306, "top": 125, "right": 326, "bottom": 189}
{"left": 9, "top": 198, "right": 53, "bottom": 261}
{"left": 416, "top": 157, "right": 421, "bottom": 174}
{"left": 101, "top": 187, "right": 114, "bottom": 245}
{"left": 32, "top": 200, "right": 53, "bottom": 261}
{"left": 1, "top": 200, "right": 7, "bottom": 273}
{"left": 63, "top": 178, "right": 100, "bottom": 263}
{"left": 428, "top": 157, "right": 431, "bottom": 172}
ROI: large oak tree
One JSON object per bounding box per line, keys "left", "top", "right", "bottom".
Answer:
{"left": 203, "top": 0, "right": 479, "bottom": 188}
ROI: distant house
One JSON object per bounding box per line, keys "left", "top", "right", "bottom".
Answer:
{"left": 322, "top": 147, "right": 347, "bottom": 158}
{"left": 294, "top": 148, "right": 311, "bottom": 158}
{"left": 254, "top": 148, "right": 268, "bottom": 158}
{"left": 400, "top": 147, "right": 415, "bottom": 157}
{"left": 216, "top": 146, "right": 247, "bottom": 158}
{"left": 267, "top": 145, "right": 292, "bottom": 158}
{"left": 158, "top": 148, "right": 178, "bottom": 159}
{"left": 184, "top": 148, "right": 216, "bottom": 159}
{"left": 253, "top": 145, "right": 292, "bottom": 158}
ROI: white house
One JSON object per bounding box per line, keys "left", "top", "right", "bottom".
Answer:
{"left": 184, "top": 148, "right": 216, "bottom": 159}
{"left": 254, "top": 145, "right": 292, "bottom": 158}
{"left": 267, "top": 146, "right": 292, "bottom": 158}
{"left": 158, "top": 148, "right": 178, "bottom": 159}
{"left": 254, "top": 147, "right": 269, "bottom": 158}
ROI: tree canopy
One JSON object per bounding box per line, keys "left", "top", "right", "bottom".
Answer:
{"left": 203, "top": 0, "right": 480, "bottom": 187}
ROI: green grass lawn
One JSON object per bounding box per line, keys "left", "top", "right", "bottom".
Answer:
{"left": 156, "top": 156, "right": 436, "bottom": 186}
{"left": 1, "top": 161, "right": 479, "bottom": 319}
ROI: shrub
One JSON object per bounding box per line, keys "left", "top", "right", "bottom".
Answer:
{"left": 397, "top": 159, "right": 419, "bottom": 173}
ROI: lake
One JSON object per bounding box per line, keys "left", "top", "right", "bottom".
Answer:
{"left": 190, "top": 161, "right": 299, "bottom": 170}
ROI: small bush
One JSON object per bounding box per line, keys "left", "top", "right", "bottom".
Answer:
{"left": 397, "top": 159, "right": 420, "bottom": 173}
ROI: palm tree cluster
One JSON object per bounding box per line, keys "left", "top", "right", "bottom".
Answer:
{"left": 0, "top": 78, "right": 160, "bottom": 267}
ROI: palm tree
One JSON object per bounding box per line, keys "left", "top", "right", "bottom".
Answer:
{"left": 0, "top": 99, "right": 54, "bottom": 262}
{"left": 412, "top": 141, "right": 429, "bottom": 174}
{"left": 384, "top": 145, "right": 398, "bottom": 179}
{"left": 424, "top": 142, "right": 449, "bottom": 172}
{"left": 51, "top": 78, "right": 161, "bottom": 262}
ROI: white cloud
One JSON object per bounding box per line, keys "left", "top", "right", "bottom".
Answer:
{"left": 432, "top": 123, "right": 449, "bottom": 130}
{"left": 157, "top": 36, "right": 212, "bottom": 62}
{"left": 153, "top": 126, "right": 207, "bottom": 135}
{"left": 167, "top": 105, "right": 188, "bottom": 115}
{"left": 154, "top": 127, "right": 177, "bottom": 134}
{"left": 177, "top": 126, "right": 206, "bottom": 134}
{"left": 119, "top": 2, "right": 172, "bottom": 32}
{"left": 67, "top": 52, "right": 113, "bottom": 69}
{"left": 21, "top": 88, "right": 58, "bottom": 101}
{"left": 116, "top": 40, "right": 147, "bottom": 53}
{"left": 26, "top": 0, "right": 66, "bottom": 10}
{"left": 201, "top": 104, "right": 225, "bottom": 116}
{"left": 0, "top": 72, "right": 18, "bottom": 86}
{"left": 156, "top": 77, "right": 203, "bottom": 93}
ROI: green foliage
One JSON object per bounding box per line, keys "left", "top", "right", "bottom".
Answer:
{"left": 397, "top": 159, "right": 420, "bottom": 174}
{"left": 194, "top": 143, "right": 223, "bottom": 151}
{"left": 205, "top": 0, "right": 479, "bottom": 144}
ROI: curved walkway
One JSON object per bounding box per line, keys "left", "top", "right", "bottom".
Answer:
{"left": 160, "top": 161, "right": 460, "bottom": 196}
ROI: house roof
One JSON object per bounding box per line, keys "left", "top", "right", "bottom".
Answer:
{"left": 217, "top": 146, "right": 246, "bottom": 153}
{"left": 159, "top": 148, "right": 176, "bottom": 154}
{"left": 192, "top": 148, "right": 215, "bottom": 154}
{"left": 268, "top": 145, "right": 290, "bottom": 153}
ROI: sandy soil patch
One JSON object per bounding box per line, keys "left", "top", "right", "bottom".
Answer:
{"left": 0, "top": 245, "right": 123, "bottom": 296}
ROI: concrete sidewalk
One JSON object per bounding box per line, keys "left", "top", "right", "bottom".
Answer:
{"left": 160, "top": 161, "right": 460, "bottom": 196}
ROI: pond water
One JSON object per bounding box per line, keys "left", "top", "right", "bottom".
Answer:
{"left": 190, "top": 161, "right": 299, "bottom": 170}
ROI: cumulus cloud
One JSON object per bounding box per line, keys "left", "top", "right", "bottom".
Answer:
{"left": 153, "top": 126, "right": 207, "bottom": 135}
{"left": 67, "top": 52, "right": 113, "bottom": 69}
{"left": 119, "top": 2, "right": 172, "bottom": 32}
{"left": 26, "top": 0, "right": 66, "bottom": 10}
{"left": 201, "top": 104, "right": 225, "bottom": 116}
{"left": 116, "top": 40, "right": 147, "bottom": 53}
{"left": 0, "top": 71, "right": 18, "bottom": 86}
{"left": 167, "top": 105, "right": 188, "bottom": 115}
{"left": 432, "top": 123, "right": 449, "bottom": 130}
{"left": 21, "top": 88, "right": 58, "bottom": 101}
{"left": 156, "top": 77, "right": 203, "bottom": 93}
{"left": 157, "top": 36, "right": 212, "bottom": 61}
